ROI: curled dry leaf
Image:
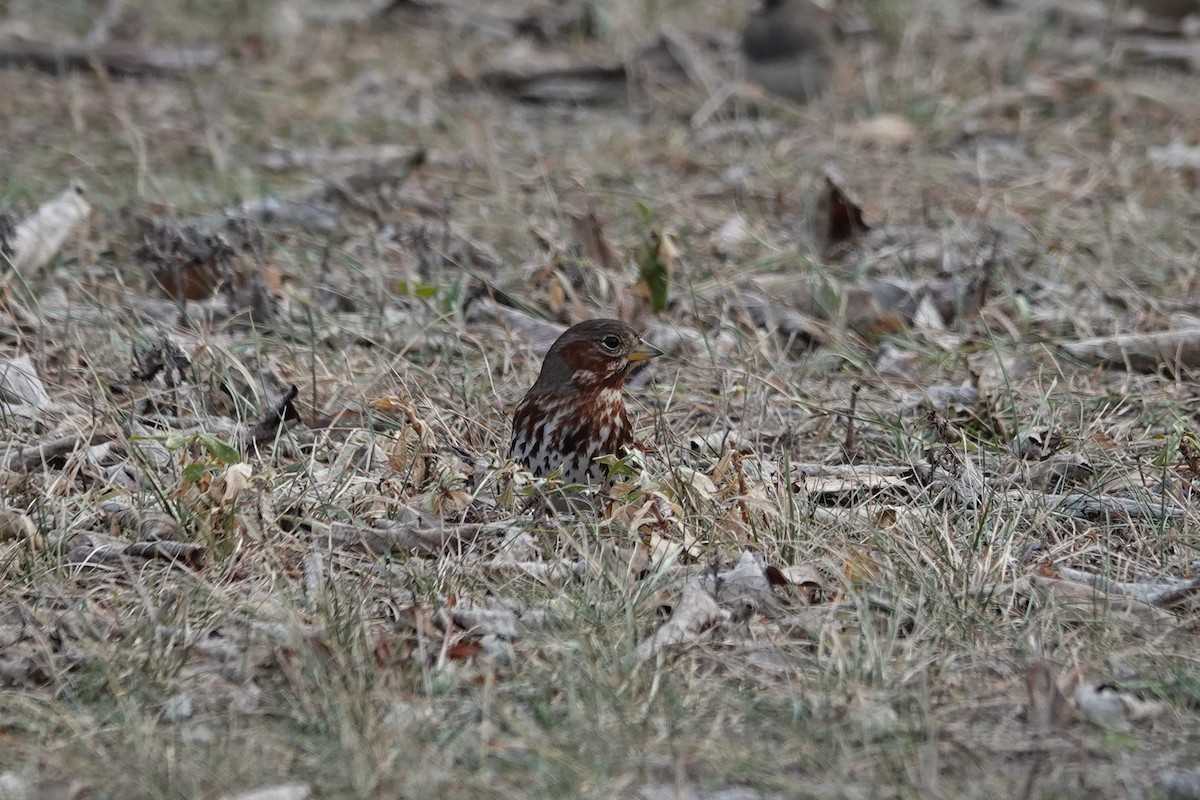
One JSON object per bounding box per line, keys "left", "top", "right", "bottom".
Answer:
{"left": 686, "top": 430, "right": 747, "bottom": 457}
{"left": 642, "top": 321, "right": 732, "bottom": 358}
{"left": 1073, "top": 683, "right": 1166, "bottom": 732}
{"left": 796, "top": 471, "right": 908, "bottom": 497}
{"left": 1148, "top": 138, "right": 1200, "bottom": 171}
{"left": 814, "top": 171, "right": 869, "bottom": 257}
{"left": 0, "top": 39, "right": 222, "bottom": 76}
{"left": 1055, "top": 565, "right": 1200, "bottom": 609}
{"left": 1121, "top": 35, "right": 1200, "bottom": 72}
{"left": 125, "top": 540, "right": 204, "bottom": 568}
{"left": 847, "top": 691, "right": 900, "bottom": 738}
{"left": 700, "top": 550, "right": 785, "bottom": 617}
{"left": 136, "top": 219, "right": 236, "bottom": 301}
{"left": 1024, "top": 661, "right": 1073, "bottom": 728}
{"left": 0, "top": 508, "right": 38, "bottom": 545}
{"left": 765, "top": 561, "right": 835, "bottom": 604}
{"left": 842, "top": 547, "right": 883, "bottom": 584}
{"left": 1012, "top": 427, "right": 1064, "bottom": 460}
{"left": 451, "top": 601, "right": 522, "bottom": 640}
{"left": 0, "top": 773, "right": 33, "bottom": 800}
{"left": 0, "top": 355, "right": 49, "bottom": 407}
{"left": 1160, "top": 770, "right": 1200, "bottom": 800}
{"left": 664, "top": 465, "right": 719, "bottom": 500}
{"left": 728, "top": 289, "right": 828, "bottom": 352}
{"left": 466, "top": 298, "right": 565, "bottom": 354}
{"left": 636, "top": 580, "right": 726, "bottom": 661}
{"left": 211, "top": 462, "right": 254, "bottom": 506}
{"left": 8, "top": 183, "right": 91, "bottom": 273}
{"left": 374, "top": 397, "right": 433, "bottom": 486}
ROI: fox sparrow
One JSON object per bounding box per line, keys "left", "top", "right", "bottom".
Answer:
{"left": 510, "top": 319, "right": 662, "bottom": 486}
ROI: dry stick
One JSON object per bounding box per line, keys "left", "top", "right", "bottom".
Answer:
{"left": 4, "top": 433, "right": 110, "bottom": 471}
{"left": 211, "top": 147, "right": 428, "bottom": 232}
{"left": 126, "top": 540, "right": 204, "bottom": 568}
{"left": 1061, "top": 329, "right": 1200, "bottom": 373}
{"left": 321, "top": 519, "right": 493, "bottom": 556}
{"left": 843, "top": 382, "right": 860, "bottom": 455}
{"left": 0, "top": 39, "right": 221, "bottom": 76}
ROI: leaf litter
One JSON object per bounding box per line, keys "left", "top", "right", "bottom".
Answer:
{"left": 0, "top": 0, "right": 1199, "bottom": 797}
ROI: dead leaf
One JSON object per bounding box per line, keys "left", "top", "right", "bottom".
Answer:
{"left": 1012, "top": 427, "right": 1064, "bottom": 460}
{"left": 1025, "top": 661, "right": 1073, "bottom": 728}
{"left": 567, "top": 207, "right": 621, "bottom": 273}
{"left": 765, "top": 561, "right": 833, "bottom": 603}
{"left": 8, "top": 183, "right": 91, "bottom": 273}
{"left": 211, "top": 463, "right": 254, "bottom": 506}
{"left": 814, "top": 171, "right": 869, "bottom": 256}
{"left": 0, "top": 355, "right": 50, "bottom": 407}
{"left": 843, "top": 548, "right": 882, "bottom": 584}
{"left": 845, "top": 113, "right": 916, "bottom": 149}
{"left": 444, "top": 640, "right": 484, "bottom": 661}
{"left": 636, "top": 581, "right": 726, "bottom": 661}
{"left": 1073, "top": 683, "right": 1166, "bottom": 731}
{"left": 0, "top": 508, "right": 38, "bottom": 544}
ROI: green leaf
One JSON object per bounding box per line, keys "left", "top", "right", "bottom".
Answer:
{"left": 162, "top": 434, "right": 191, "bottom": 451}
{"left": 394, "top": 280, "right": 439, "bottom": 299}
{"left": 197, "top": 433, "right": 241, "bottom": 465}
{"left": 635, "top": 228, "right": 674, "bottom": 314}
{"left": 635, "top": 201, "right": 654, "bottom": 227}
{"left": 181, "top": 462, "right": 219, "bottom": 483}
{"left": 595, "top": 450, "right": 644, "bottom": 479}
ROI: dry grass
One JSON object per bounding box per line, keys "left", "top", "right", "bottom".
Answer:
{"left": 1, "top": 0, "right": 1199, "bottom": 798}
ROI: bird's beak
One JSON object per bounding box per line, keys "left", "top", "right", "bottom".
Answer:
{"left": 627, "top": 339, "right": 664, "bottom": 363}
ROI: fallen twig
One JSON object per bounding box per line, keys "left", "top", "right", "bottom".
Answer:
{"left": 0, "top": 39, "right": 222, "bottom": 76}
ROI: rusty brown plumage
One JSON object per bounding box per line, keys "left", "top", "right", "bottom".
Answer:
{"left": 510, "top": 319, "right": 662, "bottom": 486}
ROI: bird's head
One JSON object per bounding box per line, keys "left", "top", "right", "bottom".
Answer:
{"left": 531, "top": 319, "right": 662, "bottom": 396}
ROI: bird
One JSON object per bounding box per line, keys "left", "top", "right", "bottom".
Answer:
{"left": 510, "top": 319, "right": 663, "bottom": 487}
{"left": 740, "top": 0, "right": 834, "bottom": 105}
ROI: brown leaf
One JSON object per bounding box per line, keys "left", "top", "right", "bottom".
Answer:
{"left": 567, "top": 207, "right": 620, "bottom": 273}
{"left": 814, "top": 171, "right": 869, "bottom": 256}
{"left": 445, "top": 640, "right": 484, "bottom": 661}
{"left": 1025, "top": 661, "right": 1072, "bottom": 728}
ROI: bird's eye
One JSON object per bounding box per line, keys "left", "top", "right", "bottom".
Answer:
{"left": 601, "top": 335, "right": 621, "bottom": 351}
